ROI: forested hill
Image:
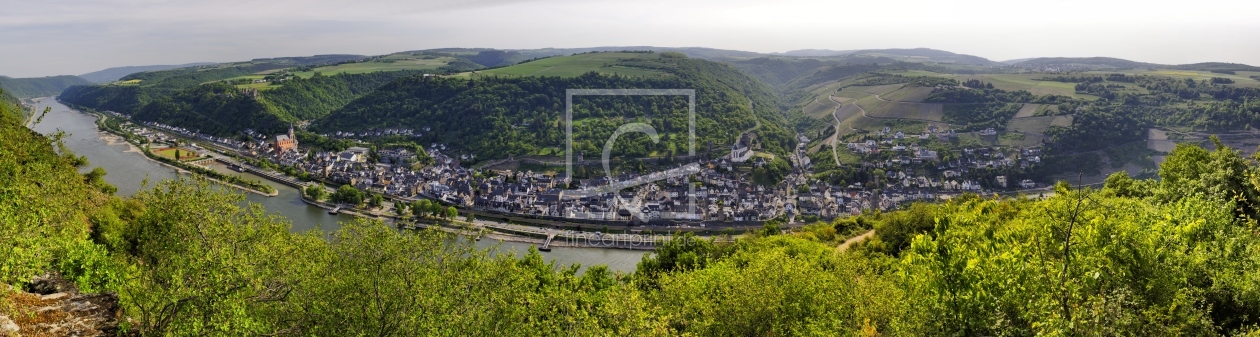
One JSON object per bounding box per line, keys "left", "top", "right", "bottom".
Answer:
{"left": 78, "top": 62, "right": 216, "bottom": 83}
{"left": 0, "top": 75, "right": 90, "bottom": 98}
{"left": 59, "top": 70, "right": 418, "bottom": 136}
{"left": 315, "top": 52, "right": 796, "bottom": 160}
{"left": 8, "top": 78, "right": 1260, "bottom": 334}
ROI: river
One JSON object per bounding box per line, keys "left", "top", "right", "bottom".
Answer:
{"left": 27, "top": 98, "right": 646, "bottom": 273}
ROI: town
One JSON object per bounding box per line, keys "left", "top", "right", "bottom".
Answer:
{"left": 99, "top": 108, "right": 1049, "bottom": 228}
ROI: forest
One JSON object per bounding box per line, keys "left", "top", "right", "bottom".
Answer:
{"left": 4, "top": 84, "right": 1260, "bottom": 335}
{"left": 316, "top": 53, "right": 797, "bottom": 160}
{"left": 0, "top": 75, "right": 90, "bottom": 98}
{"left": 59, "top": 71, "right": 420, "bottom": 136}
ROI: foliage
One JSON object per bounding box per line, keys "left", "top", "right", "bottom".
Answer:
{"left": 318, "top": 54, "right": 797, "bottom": 162}
{"left": 0, "top": 75, "right": 91, "bottom": 98}
{"left": 941, "top": 103, "right": 1021, "bottom": 131}
{"left": 332, "top": 184, "right": 365, "bottom": 205}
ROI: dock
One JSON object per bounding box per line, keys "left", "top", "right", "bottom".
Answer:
{"left": 538, "top": 233, "right": 557, "bottom": 252}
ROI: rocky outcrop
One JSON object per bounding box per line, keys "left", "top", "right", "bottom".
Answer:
{"left": 1, "top": 273, "right": 122, "bottom": 336}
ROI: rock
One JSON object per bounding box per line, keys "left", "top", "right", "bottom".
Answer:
{"left": 27, "top": 272, "right": 78, "bottom": 295}
{"left": 40, "top": 292, "right": 71, "bottom": 301}
{"left": 5, "top": 272, "right": 122, "bottom": 336}
{"left": 0, "top": 315, "right": 18, "bottom": 335}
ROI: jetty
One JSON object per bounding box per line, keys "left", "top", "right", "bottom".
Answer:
{"left": 538, "top": 233, "right": 557, "bottom": 252}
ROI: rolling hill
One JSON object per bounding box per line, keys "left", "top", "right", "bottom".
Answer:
{"left": 0, "top": 75, "right": 90, "bottom": 98}
{"left": 315, "top": 52, "right": 796, "bottom": 160}
{"left": 78, "top": 62, "right": 215, "bottom": 83}
{"left": 1011, "top": 57, "right": 1260, "bottom": 72}
{"left": 60, "top": 70, "right": 419, "bottom": 136}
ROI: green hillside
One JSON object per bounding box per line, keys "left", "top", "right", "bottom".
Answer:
{"left": 473, "top": 52, "right": 672, "bottom": 78}
{"left": 60, "top": 71, "right": 418, "bottom": 136}
{"left": 6, "top": 90, "right": 1260, "bottom": 334}
{"left": 0, "top": 75, "right": 90, "bottom": 98}
{"left": 318, "top": 52, "right": 795, "bottom": 161}
{"left": 120, "top": 55, "right": 366, "bottom": 90}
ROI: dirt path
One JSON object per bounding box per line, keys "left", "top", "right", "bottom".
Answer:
{"left": 837, "top": 229, "right": 875, "bottom": 252}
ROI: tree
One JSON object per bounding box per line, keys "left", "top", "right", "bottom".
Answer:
{"left": 445, "top": 206, "right": 458, "bottom": 219}
{"left": 370, "top": 194, "right": 385, "bottom": 209}
{"left": 393, "top": 201, "right": 408, "bottom": 216}
{"left": 412, "top": 199, "right": 431, "bottom": 218}
{"left": 333, "top": 185, "right": 364, "bottom": 205}
{"left": 304, "top": 184, "right": 326, "bottom": 200}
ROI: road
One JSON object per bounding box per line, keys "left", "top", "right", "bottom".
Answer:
{"left": 836, "top": 229, "right": 874, "bottom": 252}
{"left": 828, "top": 95, "right": 848, "bottom": 168}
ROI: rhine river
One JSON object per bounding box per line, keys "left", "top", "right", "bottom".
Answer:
{"left": 29, "top": 98, "right": 646, "bottom": 272}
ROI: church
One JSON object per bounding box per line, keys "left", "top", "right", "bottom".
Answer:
{"left": 273, "top": 123, "right": 298, "bottom": 153}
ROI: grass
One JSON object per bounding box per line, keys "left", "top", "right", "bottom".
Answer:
{"left": 237, "top": 82, "right": 281, "bottom": 91}
{"left": 953, "top": 74, "right": 1081, "bottom": 97}
{"left": 293, "top": 56, "right": 457, "bottom": 78}
{"left": 473, "top": 53, "right": 670, "bottom": 78}
{"left": 833, "top": 88, "right": 873, "bottom": 100}
{"left": 1051, "top": 115, "right": 1073, "bottom": 127}
{"left": 1013, "top": 104, "right": 1040, "bottom": 118}
{"left": 853, "top": 84, "right": 904, "bottom": 96}
{"left": 855, "top": 96, "right": 944, "bottom": 122}
{"left": 1006, "top": 116, "right": 1056, "bottom": 135}
{"left": 802, "top": 98, "right": 839, "bottom": 120}
{"left": 152, "top": 147, "right": 202, "bottom": 162}
{"left": 878, "top": 70, "right": 954, "bottom": 78}
{"left": 879, "top": 86, "right": 936, "bottom": 102}
{"left": 1087, "top": 69, "right": 1260, "bottom": 88}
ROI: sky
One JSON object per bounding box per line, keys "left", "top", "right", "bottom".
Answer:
{"left": 3, "top": 0, "right": 1259, "bottom": 78}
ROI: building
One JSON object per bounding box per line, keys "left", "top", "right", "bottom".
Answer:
{"left": 274, "top": 123, "right": 298, "bottom": 153}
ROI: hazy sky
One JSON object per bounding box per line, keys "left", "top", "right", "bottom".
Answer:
{"left": 3, "top": 0, "right": 1259, "bottom": 77}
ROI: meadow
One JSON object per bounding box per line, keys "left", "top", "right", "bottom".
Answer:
{"left": 292, "top": 55, "right": 456, "bottom": 78}
{"left": 879, "top": 86, "right": 935, "bottom": 102}
{"left": 1086, "top": 69, "right": 1260, "bottom": 88}
{"left": 854, "top": 95, "right": 944, "bottom": 122}
{"left": 952, "top": 74, "right": 1082, "bottom": 97}
{"left": 151, "top": 147, "right": 202, "bottom": 161}
{"left": 474, "top": 53, "right": 670, "bottom": 78}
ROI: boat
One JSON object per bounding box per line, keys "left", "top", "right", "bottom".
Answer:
{"left": 329, "top": 206, "right": 340, "bottom": 215}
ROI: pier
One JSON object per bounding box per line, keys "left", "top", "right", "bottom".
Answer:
{"left": 539, "top": 233, "right": 557, "bottom": 252}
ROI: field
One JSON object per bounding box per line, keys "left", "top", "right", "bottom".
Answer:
{"left": 879, "top": 70, "right": 954, "bottom": 78}
{"left": 802, "top": 96, "right": 840, "bottom": 119}
{"left": 1013, "top": 104, "right": 1040, "bottom": 118}
{"left": 292, "top": 55, "right": 457, "bottom": 78}
{"left": 833, "top": 88, "right": 873, "bottom": 100}
{"left": 474, "top": 53, "right": 670, "bottom": 78}
{"left": 952, "top": 74, "right": 1081, "bottom": 97}
{"left": 1006, "top": 116, "right": 1056, "bottom": 135}
{"left": 879, "top": 86, "right": 936, "bottom": 102}
{"left": 151, "top": 147, "right": 202, "bottom": 161}
{"left": 854, "top": 96, "right": 944, "bottom": 122}
{"left": 1086, "top": 69, "right": 1260, "bottom": 88}
{"left": 1050, "top": 115, "right": 1073, "bottom": 127}
{"left": 853, "top": 84, "right": 904, "bottom": 96}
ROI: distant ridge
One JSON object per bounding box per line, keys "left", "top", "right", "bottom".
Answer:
{"left": 777, "top": 49, "right": 856, "bottom": 57}
{"left": 1010, "top": 57, "right": 1260, "bottom": 71}
{"left": 845, "top": 48, "right": 1000, "bottom": 66}
{"left": 79, "top": 63, "right": 215, "bottom": 83}
{"left": 0, "top": 75, "right": 90, "bottom": 98}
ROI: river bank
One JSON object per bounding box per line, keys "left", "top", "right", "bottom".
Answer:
{"left": 34, "top": 98, "right": 648, "bottom": 271}
{"left": 83, "top": 107, "right": 279, "bottom": 197}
